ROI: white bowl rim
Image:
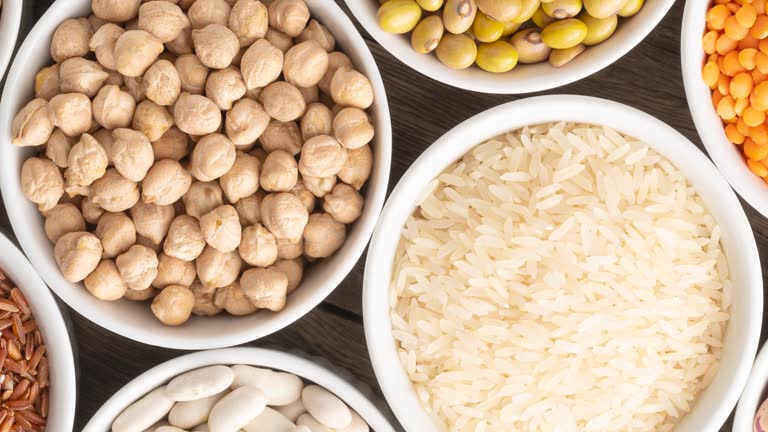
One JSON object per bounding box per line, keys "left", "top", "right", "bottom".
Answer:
{"left": 344, "top": 0, "right": 675, "bottom": 94}
{"left": 0, "top": 0, "right": 391, "bottom": 350}
{"left": 0, "top": 231, "right": 77, "bottom": 431}
{"left": 734, "top": 341, "right": 768, "bottom": 431}
{"left": 363, "top": 94, "right": 763, "bottom": 432}
{"left": 82, "top": 347, "right": 396, "bottom": 432}
{"left": 0, "top": 0, "right": 22, "bottom": 83}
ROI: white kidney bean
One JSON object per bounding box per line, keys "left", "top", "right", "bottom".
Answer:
{"left": 113, "top": 386, "right": 176, "bottom": 432}
{"left": 296, "top": 414, "right": 331, "bottom": 432}
{"left": 191, "top": 424, "right": 210, "bottom": 432}
{"left": 167, "top": 366, "right": 235, "bottom": 402}
{"left": 231, "top": 365, "right": 303, "bottom": 406}
{"left": 275, "top": 399, "right": 305, "bottom": 422}
{"left": 242, "top": 407, "right": 296, "bottom": 432}
{"left": 301, "top": 385, "right": 351, "bottom": 429}
{"left": 292, "top": 427, "right": 312, "bottom": 432}
{"left": 143, "top": 421, "right": 170, "bottom": 432}
{"left": 169, "top": 392, "right": 226, "bottom": 429}
{"left": 336, "top": 411, "right": 369, "bottom": 432}
{"left": 208, "top": 386, "right": 267, "bottom": 432}
{"left": 157, "top": 427, "right": 188, "bottom": 432}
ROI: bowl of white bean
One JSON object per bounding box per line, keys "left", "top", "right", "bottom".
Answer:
{"left": 83, "top": 347, "right": 395, "bottom": 432}
{"left": 0, "top": 0, "right": 391, "bottom": 349}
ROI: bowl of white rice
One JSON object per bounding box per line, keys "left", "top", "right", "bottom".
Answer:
{"left": 363, "top": 95, "right": 763, "bottom": 432}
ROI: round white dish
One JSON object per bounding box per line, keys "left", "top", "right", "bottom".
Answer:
{"left": 345, "top": 0, "right": 675, "bottom": 94}
{"left": 733, "top": 342, "right": 768, "bottom": 431}
{"left": 363, "top": 94, "right": 763, "bottom": 431}
{"left": 83, "top": 347, "right": 396, "bottom": 432}
{"left": 0, "top": 0, "right": 22, "bottom": 82}
{"left": 0, "top": 231, "right": 76, "bottom": 431}
{"left": 680, "top": 0, "right": 768, "bottom": 219}
{"left": 0, "top": 0, "right": 391, "bottom": 350}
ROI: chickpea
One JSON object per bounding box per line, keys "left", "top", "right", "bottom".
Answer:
{"left": 276, "top": 237, "right": 302, "bottom": 259}
{"left": 220, "top": 152, "right": 261, "bottom": 203}
{"left": 93, "top": 0, "right": 141, "bottom": 22}
{"left": 54, "top": 232, "right": 103, "bottom": 282}
{"left": 46, "top": 129, "right": 75, "bottom": 168}
{"left": 298, "top": 135, "right": 347, "bottom": 178}
{"left": 91, "top": 129, "right": 115, "bottom": 164}
{"left": 260, "top": 192, "right": 308, "bottom": 241}
{"left": 302, "top": 174, "right": 336, "bottom": 198}
{"left": 323, "top": 183, "right": 363, "bottom": 224}
{"left": 301, "top": 103, "right": 333, "bottom": 141}
{"left": 34, "top": 64, "right": 60, "bottom": 100}
{"left": 136, "top": 234, "right": 162, "bottom": 253}
{"left": 90, "top": 168, "right": 140, "bottom": 212}
{"left": 116, "top": 244, "right": 159, "bottom": 290}
{"left": 65, "top": 133, "right": 109, "bottom": 187}
{"left": 291, "top": 180, "right": 315, "bottom": 212}
{"left": 63, "top": 184, "right": 91, "bottom": 200}
{"left": 189, "top": 133, "right": 236, "bottom": 181}
{"left": 261, "top": 81, "right": 306, "bottom": 122}
{"left": 260, "top": 150, "right": 298, "bottom": 192}
{"left": 196, "top": 246, "right": 241, "bottom": 288}
{"left": 152, "top": 127, "right": 189, "bottom": 160}
{"left": 104, "top": 70, "right": 124, "bottom": 87}
{"left": 192, "top": 24, "right": 240, "bottom": 69}
{"left": 96, "top": 212, "right": 137, "bottom": 258}
{"left": 268, "top": 0, "right": 309, "bottom": 37}
{"left": 298, "top": 85, "right": 319, "bottom": 106}
{"left": 265, "top": 28, "right": 294, "bottom": 53}
{"left": 123, "top": 76, "right": 147, "bottom": 103}
{"left": 151, "top": 284, "right": 195, "bottom": 325}
{"left": 303, "top": 213, "right": 345, "bottom": 258}
{"left": 47, "top": 93, "right": 92, "bottom": 138}
{"left": 174, "top": 93, "right": 222, "bottom": 136}
{"left": 114, "top": 30, "right": 164, "bottom": 77}
{"left": 142, "top": 60, "right": 182, "bottom": 106}
{"left": 238, "top": 224, "right": 277, "bottom": 267}
{"left": 183, "top": 181, "right": 225, "bottom": 219}
{"left": 229, "top": 0, "right": 268, "bottom": 46}
{"left": 81, "top": 196, "right": 106, "bottom": 224}
{"left": 44, "top": 204, "right": 86, "bottom": 244}
{"left": 205, "top": 67, "right": 246, "bottom": 110}
{"left": 235, "top": 192, "right": 263, "bottom": 226}
{"left": 11, "top": 99, "right": 53, "bottom": 147}
{"left": 190, "top": 280, "right": 222, "bottom": 316}
{"left": 261, "top": 121, "right": 303, "bottom": 155}
{"left": 269, "top": 258, "right": 303, "bottom": 293}
{"left": 125, "top": 19, "right": 140, "bottom": 31}
{"left": 338, "top": 144, "right": 372, "bottom": 190}
{"left": 110, "top": 128, "right": 155, "bottom": 182}
{"left": 50, "top": 18, "right": 92, "bottom": 63}
{"left": 188, "top": 0, "right": 232, "bottom": 28}
{"left": 132, "top": 100, "right": 174, "bottom": 142}
{"left": 240, "top": 39, "right": 284, "bottom": 89}
{"left": 131, "top": 200, "right": 175, "bottom": 244}
{"left": 138, "top": 1, "right": 190, "bottom": 42}
{"left": 250, "top": 147, "right": 268, "bottom": 165}
{"left": 225, "top": 98, "right": 270, "bottom": 149}
{"left": 143, "top": 159, "right": 193, "bottom": 205}
{"left": 240, "top": 267, "right": 287, "bottom": 311}
{"left": 318, "top": 52, "right": 351, "bottom": 95}
{"left": 60, "top": 59, "right": 109, "bottom": 99}
{"left": 84, "top": 260, "right": 128, "bottom": 301}
{"left": 124, "top": 286, "right": 157, "bottom": 301}
{"left": 283, "top": 41, "right": 329, "bottom": 88}
{"left": 88, "top": 14, "right": 109, "bottom": 33}
{"left": 330, "top": 67, "right": 374, "bottom": 109}
{"left": 89, "top": 23, "right": 124, "bottom": 70}
{"left": 167, "top": 26, "right": 194, "bottom": 56}
{"left": 200, "top": 205, "right": 242, "bottom": 252}
{"left": 179, "top": 0, "right": 196, "bottom": 10}
{"left": 214, "top": 281, "right": 257, "bottom": 315}
{"left": 164, "top": 215, "right": 206, "bottom": 261}
{"left": 153, "top": 253, "right": 196, "bottom": 288}
{"left": 333, "top": 107, "right": 374, "bottom": 150}
{"left": 93, "top": 85, "right": 136, "bottom": 130}
{"left": 175, "top": 55, "right": 209, "bottom": 95}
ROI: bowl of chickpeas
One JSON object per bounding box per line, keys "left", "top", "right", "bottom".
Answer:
{"left": 345, "top": 0, "right": 674, "bottom": 93}
{"left": 0, "top": 0, "right": 391, "bottom": 349}
{"left": 682, "top": 0, "right": 768, "bottom": 218}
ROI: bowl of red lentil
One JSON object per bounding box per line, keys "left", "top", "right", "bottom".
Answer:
{"left": 0, "top": 231, "right": 76, "bottom": 430}
{"left": 682, "top": 0, "right": 768, "bottom": 216}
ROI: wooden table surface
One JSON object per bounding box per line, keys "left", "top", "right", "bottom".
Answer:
{"left": 0, "top": 0, "right": 761, "bottom": 430}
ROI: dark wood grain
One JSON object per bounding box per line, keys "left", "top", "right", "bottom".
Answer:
{"left": 0, "top": 1, "right": 758, "bottom": 430}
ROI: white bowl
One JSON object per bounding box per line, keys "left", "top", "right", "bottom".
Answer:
{"left": 734, "top": 342, "right": 768, "bottom": 431}
{"left": 0, "top": 0, "right": 391, "bottom": 350}
{"left": 83, "top": 347, "right": 396, "bottom": 432}
{"left": 681, "top": 0, "right": 768, "bottom": 220}
{"left": 345, "top": 1, "right": 674, "bottom": 94}
{"left": 0, "top": 231, "right": 76, "bottom": 431}
{"left": 0, "top": 0, "right": 22, "bottom": 82}
{"left": 363, "top": 95, "right": 763, "bottom": 431}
